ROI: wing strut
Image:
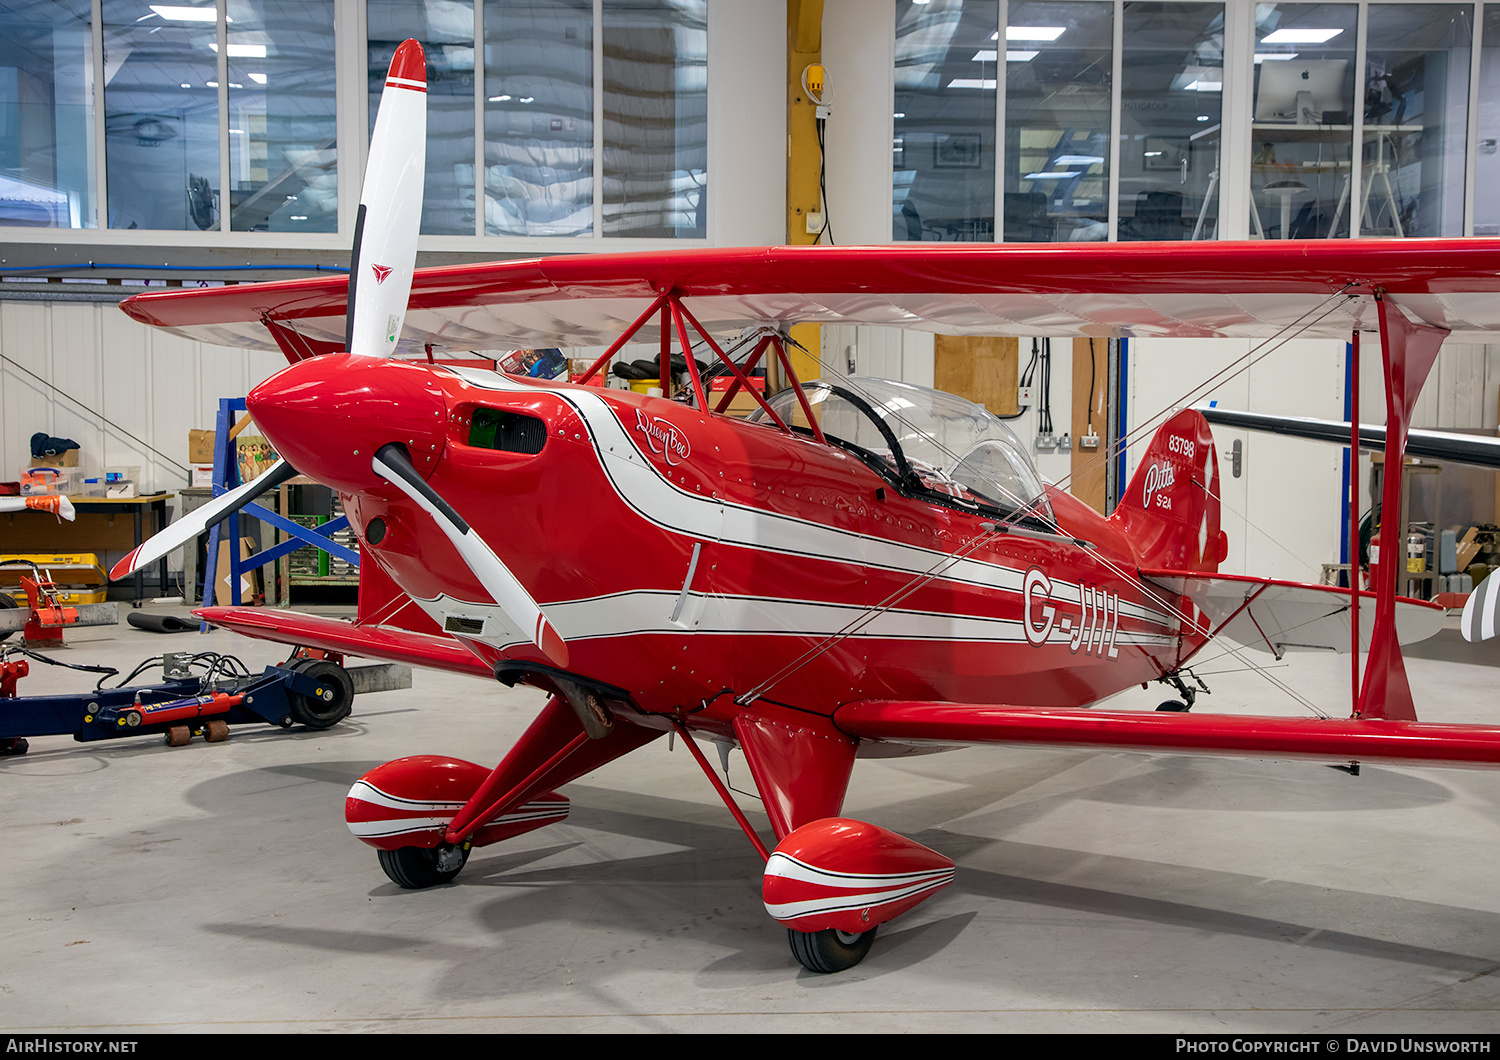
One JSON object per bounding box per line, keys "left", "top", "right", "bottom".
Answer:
{"left": 1359, "top": 298, "right": 1448, "bottom": 721}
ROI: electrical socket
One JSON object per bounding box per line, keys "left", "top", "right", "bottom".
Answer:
{"left": 1035, "top": 432, "right": 1056, "bottom": 452}
{"left": 1058, "top": 432, "right": 1071, "bottom": 451}
{"left": 1081, "top": 432, "right": 1100, "bottom": 449}
{"left": 1018, "top": 385, "right": 1034, "bottom": 404}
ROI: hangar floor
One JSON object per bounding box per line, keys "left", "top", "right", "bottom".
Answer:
{"left": 4, "top": 604, "right": 1500, "bottom": 1034}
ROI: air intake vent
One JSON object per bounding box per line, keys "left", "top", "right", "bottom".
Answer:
{"left": 470, "top": 407, "right": 547, "bottom": 454}
{"left": 444, "top": 615, "right": 485, "bottom": 635}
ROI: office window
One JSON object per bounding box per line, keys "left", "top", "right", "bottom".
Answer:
{"left": 368, "top": 0, "right": 476, "bottom": 236}
{"left": 103, "top": 0, "right": 221, "bottom": 231}
{"left": 1117, "top": 2, "right": 1224, "bottom": 241}
{"left": 893, "top": 0, "right": 998, "bottom": 242}
{"left": 601, "top": 0, "right": 707, "bottom": 238}
{"left": 483, "top": 0, "right": 593, "bottom": 236}
{"left": 227, "top": 0, "right": 338, "bottom": 233}
{"left": 0, "top": 0, "right": 94, "bottom": 228}
{"left": 1003, "top": 1, "right": 1112, "bottom": 242}
{"left": 1476, "top": 4, "right": 1500, "bottom": 237}
{"left": 1249, "top": 3, "right": 1358, "bottom": 238}
{"left": 1363, "top": 3, "right": 1472, "bottom": 237}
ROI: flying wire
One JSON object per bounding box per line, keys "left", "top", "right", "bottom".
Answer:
{"left": 737, "top": 287, "right": 1360, "bottom": 716}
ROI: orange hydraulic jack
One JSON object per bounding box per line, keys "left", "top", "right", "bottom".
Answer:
{"left": 19, "top": 574, "right": 80, "bottom": 647}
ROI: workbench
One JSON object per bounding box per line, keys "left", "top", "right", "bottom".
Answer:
{"left": 0, "top": 494, "right": 172, "bottom": 606}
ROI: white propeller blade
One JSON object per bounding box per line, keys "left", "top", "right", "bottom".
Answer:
{"left": 109, "top": 459, "right": 297, "bottom": 581}
{"left": 345, "top": 39, "right": 427, "bottom": 359}
{"left": 371, "top": 444, "right": 568, "bottom": 668}
{"left": 0, "top": 495, "right": 75, "bottom": 521}
{"left": 1462, "top": 575, "right": 1499, "bottom": 642}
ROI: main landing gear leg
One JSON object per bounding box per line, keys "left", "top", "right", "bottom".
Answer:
{"left": 365, "top": 695, "right": 662, "bottom": 890}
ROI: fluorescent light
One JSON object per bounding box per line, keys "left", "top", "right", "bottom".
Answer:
{"left": 1254, "top": 52, "right": 1298, "bottom": 63}
{"left": 1007, "top": 50, "right": 1038, "bottom": 62}
{"left": 179, "top": 82, "right": 190, "bottom": 88}
{"left": 519, "top": 96, "right": 534, "bottom": 103}
{"left": 1261, "top": 28, "right": 1342, "bottom": 44}
{"left": 1196, "top": 115, "right": 1210, "bottom": 121}
{"left": 487, "top": 94, "right": 511, "bottom": 101}
{"left": 948, "top": 78, "right": 997, "bottom": 89}
{"left": 209, "top": 43, "right": 267, "bottom": 58}
{"left": 1144, "top": 151, "right": 1163, "bottom": 157}
{"left": 972, "top": 50, "right": 997, "bottom": 62}
{"left": 248, "top": 72, "right": 266, "bottom": 84}
{"left": 893, "top": 111, "right": 905, "bottom": 118}
{"left": 1008, "top": 26, "right": 1066, "bottom": 41}
{"left": 1052, "top": 155, "right": 1103, "bottom": 165}
{"left": 1184, "top": 80, "right": 1222, "bottom": 92}
{"left": 289, "top": 215, "right": 307, "bottom": 220}
{"left": 1024, "top": 171, "right": 1077, "bottom": 179}
{"left": 150, "top": 5, "right": 221, "bottom": 21}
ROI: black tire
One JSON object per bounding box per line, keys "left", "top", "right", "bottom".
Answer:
{"left": 286, "top": 658, "right": 354, "bottom": 729}
{"left": 1156, "top": 700, "right": 1191, "bottom": 712}
{"left": 0, "top": 592, "right": 18, "bottom": 643}
{"left": 377, "top": 843, "right": 469, "bottom": 889}
{"left": 787, "top": 926, "right": 878, "bottom": 973}
{"left": 0, "top": 738, "right": 29, "bottom": 756}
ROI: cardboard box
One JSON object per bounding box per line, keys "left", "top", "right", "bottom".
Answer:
{"left": 34, "top": 450, "right": 79, "bottom": 468}
{"left": 189, "top": 429, "right": 216, "bottom": 465}
{"left": 215, "top": 535, "right": 261, "bottom": 606}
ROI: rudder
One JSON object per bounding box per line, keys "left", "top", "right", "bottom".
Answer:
{"left": 1109, "top": 409, "right": 1227, "bottom": 572}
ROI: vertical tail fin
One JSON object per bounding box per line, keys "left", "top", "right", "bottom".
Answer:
{"left": 1109, "top": 408, "right": 1227, "bottom": 572}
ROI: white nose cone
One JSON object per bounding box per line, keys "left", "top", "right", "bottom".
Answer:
{"left": 346, "top": 38, "right": 427, "bottom": 359}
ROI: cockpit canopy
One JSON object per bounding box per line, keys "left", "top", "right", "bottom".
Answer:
{"left": 750, "top": 377, "right": 1053, "bottom": 522}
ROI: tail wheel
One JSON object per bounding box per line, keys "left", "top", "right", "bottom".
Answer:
{"left": 787, "top": 926, "right": 877, "bottom": 973}
{"left": 377, "top": 842, "right": 469, "bottom": 889}
{"left": 287, "top": 658, "right": 354, "bottom": 730}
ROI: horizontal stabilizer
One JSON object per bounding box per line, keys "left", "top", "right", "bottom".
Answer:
{"left": 834, "top": 701, "right": 1500, "bottom": 768}
{"left": 1143, "top": 569, "right": 1443, "bottom": 656}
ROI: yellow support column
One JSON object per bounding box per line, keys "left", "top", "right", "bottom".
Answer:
{"left": 786, "top": 0, "right": 823, "bottom": 380}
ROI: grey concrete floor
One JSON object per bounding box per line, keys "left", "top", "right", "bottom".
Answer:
{"left": 5, "top": 604, "right": 1500, "bottom": 1033}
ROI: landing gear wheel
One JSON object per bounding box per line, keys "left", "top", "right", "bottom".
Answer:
{"left": 787, "top": 926, "right": 878, "bottom": 973}
{"left": 204, "top": 720, "right": 229, "bottom": 742}
{"left": 1156, "top": 700, "right": 1191, "bottom": 712}
{"left": 286, "top": 658, "right": 354, "bottom": 730}
{"left": 377, "top": 842, "right": 470, "bottom": 889}
{"left": 165, "top": 725, "right": 191, "bottom": 747}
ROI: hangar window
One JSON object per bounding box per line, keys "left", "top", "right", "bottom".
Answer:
{"left": 371, "top": 0, "right": 707, "bottom": 239}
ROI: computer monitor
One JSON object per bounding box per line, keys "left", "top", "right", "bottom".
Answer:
{"left": 1254, "top": 59, "right": 1348, "bottom": 124}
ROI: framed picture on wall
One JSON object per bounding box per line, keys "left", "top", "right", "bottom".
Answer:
{"left": 1143, "top": 136, "right": 1189, "bottom": 172}
{"left": 934, "top": 133, "right": 982, "bottom": 169}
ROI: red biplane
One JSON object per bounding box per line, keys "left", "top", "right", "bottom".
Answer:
{"left": 112, "top": 41, "right": 1500, "bottom": 973}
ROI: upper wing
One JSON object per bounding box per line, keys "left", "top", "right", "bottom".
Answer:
{"left": 119, "top": 239, "right": 1500, "bottom": 354}
{"left": 1142, "top": 568, "right": 1445, "bottom": 656}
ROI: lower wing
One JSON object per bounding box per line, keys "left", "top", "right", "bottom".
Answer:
{"left": 196, "top": 606, "right": 493, "bottom": 679}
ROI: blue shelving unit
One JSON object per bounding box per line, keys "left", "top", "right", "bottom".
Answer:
{"left": 201, "top": 397, "right": 360, "bottom": 623}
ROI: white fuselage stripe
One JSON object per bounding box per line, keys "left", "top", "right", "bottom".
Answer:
{"left": 445, "top": 367, "right": 1175, "bottom": 629}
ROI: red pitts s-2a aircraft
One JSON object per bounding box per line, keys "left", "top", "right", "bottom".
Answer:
{"left": 112, "top": 41, "right": 1500, "bottom": 973}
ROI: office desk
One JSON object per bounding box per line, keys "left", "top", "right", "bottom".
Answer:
{"left": 0, "top": 494, "right": 172, "bottom": 606}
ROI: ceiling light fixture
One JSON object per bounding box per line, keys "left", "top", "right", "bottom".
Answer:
{"left": 1261, "top": 28, "right": 1341, "bottom": 44}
